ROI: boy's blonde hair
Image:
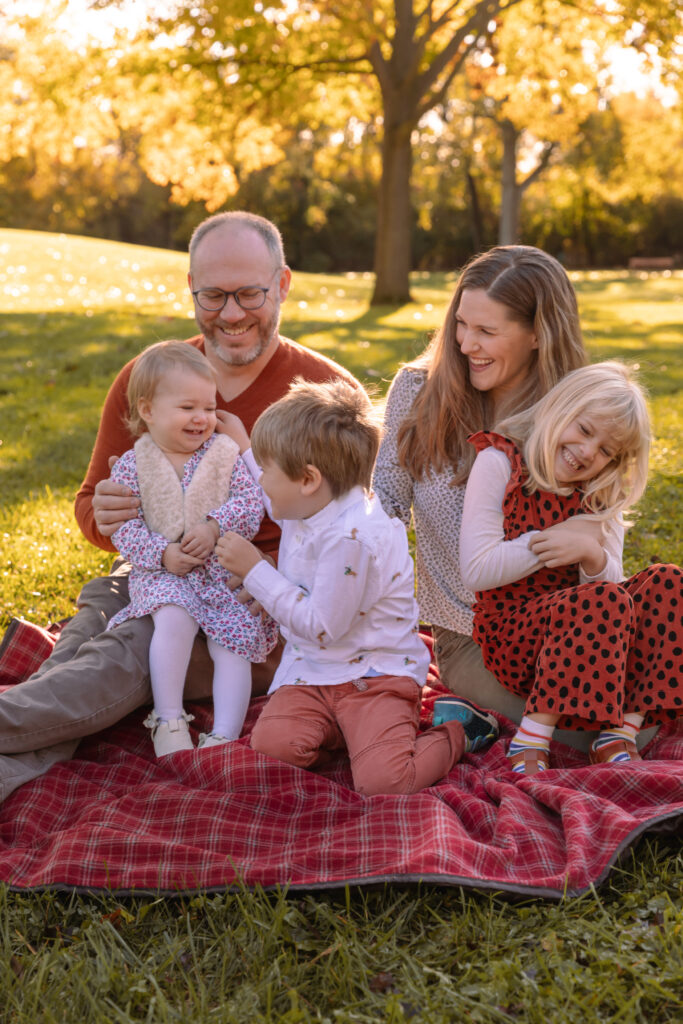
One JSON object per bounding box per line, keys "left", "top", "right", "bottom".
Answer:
{"left": 497, "top": 361, "right": 650, "bottom": 521}
{"left": 251, "top": 378, "right": 380, "bottom": 498}
{"left": 126, "top": 341, "right": 217, "bottom": 437}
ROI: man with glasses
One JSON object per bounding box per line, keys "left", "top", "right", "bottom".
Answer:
{"left": 0, "top": 212, "right": 359, "bottom": 801}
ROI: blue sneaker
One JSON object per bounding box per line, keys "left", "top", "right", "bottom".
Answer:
{"left": 432, "top": 697, "right": 499, "bottom": 752}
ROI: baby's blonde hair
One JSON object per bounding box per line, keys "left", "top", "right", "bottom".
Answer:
{"left": 497, "top": 361, "right": 650, "bottom": 521}
{"left": 126, "top": 341, "right": 217, "bottom": 437}
{"left": 251, "top": 378, "right": 380, "bottom": 498}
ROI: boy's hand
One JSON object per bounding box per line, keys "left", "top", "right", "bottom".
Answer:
{"left": 225, "top": 553, "right": 277, "bottom": 617}
{"left": 529, "top": 520, "right": 606, "bottom": 575}
{"left": 162, "top": 542, "right": 204, "bottom": 576}
{"left": 181, "top": 519, "right": 220, "bottom": 560}
{"left": 215, "top": 410, "right": 251, "bottom": 453}
{"left": 216, "top": 531, "right": 262, "bottom": 579}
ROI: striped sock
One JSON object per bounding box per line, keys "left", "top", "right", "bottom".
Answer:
{"left": 592, "top": 724, "right": 639, "bottom": 762}
{"left": 508, "top": 717, "right": 554, "bottom": 774}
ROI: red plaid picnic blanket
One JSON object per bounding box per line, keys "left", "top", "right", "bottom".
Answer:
{"left": 0, "top": 619, "right": 681, "bottom": 897}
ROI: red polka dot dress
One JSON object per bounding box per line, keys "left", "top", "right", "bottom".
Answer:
{"left": 469, "top": 432, "right": 683, "bottom": 732}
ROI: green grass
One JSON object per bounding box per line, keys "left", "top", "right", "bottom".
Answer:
{"left": 0, "top": 231, "right": 682, "bottom": 1021}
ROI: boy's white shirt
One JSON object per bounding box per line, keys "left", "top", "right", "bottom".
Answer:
{"left": 242, "top": 449, "right": 430, "bottom": 693}
{"left": 460, "top": 447, "right": 624, "bottom": 593}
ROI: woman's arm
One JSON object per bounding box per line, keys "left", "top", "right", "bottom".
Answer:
{"left": 460, "top": 448, "right": 544, "bottom": 591}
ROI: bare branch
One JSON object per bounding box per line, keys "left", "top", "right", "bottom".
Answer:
{"left": 519, "top": 141, "right": 557, "bottom": 192}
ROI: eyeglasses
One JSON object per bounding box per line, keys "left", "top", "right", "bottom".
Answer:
{"left": 192, "top": 284, "right": 273, "bottom": 312}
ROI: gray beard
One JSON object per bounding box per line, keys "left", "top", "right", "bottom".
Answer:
{"left": 201, "top": 305, "right": 280, "bottom": 367}
{"left": 204, "top": 332, "right": 271, "bottom": 367}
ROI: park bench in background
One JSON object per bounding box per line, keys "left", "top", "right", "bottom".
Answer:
{"left": 628, "top": 256, "right": 676, "bottom": 270}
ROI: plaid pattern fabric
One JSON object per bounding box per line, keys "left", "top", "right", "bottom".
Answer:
{"left": 0, "top": 628, "right": 681, "bottom": 896}
{"left": 0, "top": 618, "right": 63, "bottom": 688}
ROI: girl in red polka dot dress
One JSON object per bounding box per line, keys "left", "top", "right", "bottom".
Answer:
{"left": 460, "top": 362, "right": 682, "bottom": 775}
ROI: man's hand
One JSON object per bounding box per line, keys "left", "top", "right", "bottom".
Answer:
{"left": 162, "top": 542, "right": 204, "bottom": 576}
{"left": 92, "top": 457, "right": 140, "bottom": 537}
{"left": 529, "top": 519, "right": 606, "bottom": 576}
{"left": 181, "top": 519, "right": 220, "bottom": 561}
{"left": 215, "top": 531, "right": 263, "bottom": 579}
{"left": 215, "top": 410, "right": 251, "bottom": 453}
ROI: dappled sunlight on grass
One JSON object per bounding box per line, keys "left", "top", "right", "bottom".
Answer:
{"left": 0, "top": 229, "right": 193, "bottom": 317}
{"left": 0, "top": 491, "right": 111, "bottom": 625}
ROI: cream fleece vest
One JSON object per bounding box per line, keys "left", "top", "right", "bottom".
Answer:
{"left": 134, "top": 433, "right": 239, "bottom": 542}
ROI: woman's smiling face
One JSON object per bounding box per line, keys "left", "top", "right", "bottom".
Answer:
{"left": 455, "top": 288, "right": 538, "bottom": 408}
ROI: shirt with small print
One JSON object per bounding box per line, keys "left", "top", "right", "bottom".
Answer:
{"left": 372, "top": 366, "right": 476, "bottom": 635}
{"left": 242, "top": 451, "right": 430, "bottom": 694}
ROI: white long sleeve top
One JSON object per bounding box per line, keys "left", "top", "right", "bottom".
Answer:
{"left": 460, "top": 446, "right": 624, "bottom": 593}
{"left": 242, "top": 453, "right": 430, "bottom": 693}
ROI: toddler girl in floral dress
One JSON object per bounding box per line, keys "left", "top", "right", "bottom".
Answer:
{"left": 107, "top": 341, "right": 278, "bottom": 756}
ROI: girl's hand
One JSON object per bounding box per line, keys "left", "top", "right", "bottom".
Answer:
{"left": 162, "top": 543, "right": 204, "bottom": 576}
{"left": 216, "top": 531, "right": 262, "bottom": 579}
{"left": 529, "top": 520, "right": 606, "bottom": 575}
{"left": 215, "top": 410, "right": 251, "bottom": 453}
{"left": 181, "top": 520, "right": 220, "bottom": 560}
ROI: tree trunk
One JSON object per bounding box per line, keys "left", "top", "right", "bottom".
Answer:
{"left": 498, "top": 118, "right": 521, "bottom": 245}
{"left": 371, "top": 117, "right": 414, "bottom": 305}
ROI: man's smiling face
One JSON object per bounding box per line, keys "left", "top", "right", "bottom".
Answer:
{"left": 189, "top": 224, "right": 291, "bottom": 368}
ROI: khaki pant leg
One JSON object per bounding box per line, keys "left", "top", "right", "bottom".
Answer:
{"left": 0, "top": 615, "right": 155, "bottom": 753}
{"left": 0, "top": 560, "right": 153, "bottom": 753}
{"left": 0, "top": 743, "right": 78, "bottom": 804}
{"left": 34, "top": 557, "right": 133, "bottom": 673}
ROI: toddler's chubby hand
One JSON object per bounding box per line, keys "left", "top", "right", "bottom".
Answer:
{"left": 181, "top": 519, "right": 220, "bottom": 561}
{"left": 162, "top": 542, "right": 204, "bottom": 576}
{"left": 216, "top": 531, "right": 263, "bottom": 579}
{"left": 215, "top": 410, "right": 251, "bottom": 453}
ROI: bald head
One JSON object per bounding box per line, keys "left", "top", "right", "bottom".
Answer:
{"left": 189, "top": 212, "right": 285, "bottom": 272}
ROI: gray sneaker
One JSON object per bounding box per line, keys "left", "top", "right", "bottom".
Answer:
{"left": 432, "top": 697, "right": 499, "bottom": 752}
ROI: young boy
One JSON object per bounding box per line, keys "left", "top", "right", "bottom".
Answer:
{"left": 216, "top": 379, "right": 498, "bottom": 796}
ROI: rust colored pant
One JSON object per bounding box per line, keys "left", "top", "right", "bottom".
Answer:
{"left": 250, "top": 674, "right": 465, "bottom": 796}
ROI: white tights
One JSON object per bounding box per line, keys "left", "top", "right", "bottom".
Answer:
{"left": 150, "top": 605, "right": 252, "bottom": 740}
